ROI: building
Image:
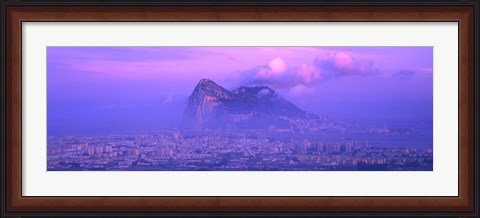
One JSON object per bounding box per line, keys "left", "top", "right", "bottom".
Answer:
{"left": 364, "top": 140, "right": 369, "bottom": 149}
{"left": 345, "top": 142, "right": 353, "bottom": 152}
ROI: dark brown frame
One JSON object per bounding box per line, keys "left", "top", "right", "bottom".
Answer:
{"left": 1, "top": 1, "right": 478, "bottom": 216}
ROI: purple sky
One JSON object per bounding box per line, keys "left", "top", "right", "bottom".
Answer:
{"left": 47, "top": 47, "right": 433, "bottom": 135}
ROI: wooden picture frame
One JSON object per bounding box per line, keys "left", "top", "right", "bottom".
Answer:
{"left": 1, "top": 0, "right": 478, "bottom": 216}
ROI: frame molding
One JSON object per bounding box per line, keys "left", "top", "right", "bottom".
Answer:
{"left": 1, "top": 0, "right": 478, "bottom": 217}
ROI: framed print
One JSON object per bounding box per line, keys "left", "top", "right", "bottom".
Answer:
{"left": 1, "top": 0, "right": 478, "bottom": 216}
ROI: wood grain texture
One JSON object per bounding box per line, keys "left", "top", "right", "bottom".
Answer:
{"left": 4, "top": 5, "right": 476, "bottom": 214}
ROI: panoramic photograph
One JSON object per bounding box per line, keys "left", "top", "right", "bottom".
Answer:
{"left": 47, "top": 46, "right": 433, "bottom": 171}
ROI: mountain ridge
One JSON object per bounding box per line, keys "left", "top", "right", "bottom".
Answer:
{"left": 182, "top": 79, "right": 323, "bottom": 129}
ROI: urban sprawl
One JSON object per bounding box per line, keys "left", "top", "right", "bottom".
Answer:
{"left": 48, "top": 128, "right": 433, "bottom": 171}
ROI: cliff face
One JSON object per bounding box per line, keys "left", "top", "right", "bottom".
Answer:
{"left": 182, "top": 79, "right": 321, "bottom": 129}
{"left": 182, "top": 79, "right": 235, "bottom": 128}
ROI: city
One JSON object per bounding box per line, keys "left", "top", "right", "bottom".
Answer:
{"left": 47, "top": 127, "right": 433, "bottom": 171}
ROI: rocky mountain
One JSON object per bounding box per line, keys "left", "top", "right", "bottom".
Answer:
{"left": 182, "top": 79, "right": 323, "bottom": 129}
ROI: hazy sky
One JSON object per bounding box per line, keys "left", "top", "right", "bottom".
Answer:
{"left": 48, "top": 47, "right": 433, "bottom": 135}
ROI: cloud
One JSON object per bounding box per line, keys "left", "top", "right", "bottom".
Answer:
{"left": 295, "top": 64, "right": 322, "bottom": 85}
{"left": 258, "top": 88, "right": 272, "bottom": 96}
{"left": 231, "top": 58, "right": 293, "bottom": 89}
{"left": 313, "top": 52, "right": 378, "bottom": 77}
{"left": 419, "top": 67, "right": 433, "bottom": 74}
{"left": 162, "top": 94, "right": 187, "bottom": 104}
{"left": 392, "top": 69, "right": 416, "bottom": 80}
{"left": 289, "top": 84, "right": 315, "bottom": 97}
{"left": 267, "top": 57, "right": 288, "bottom": 74}
{"left": 230, "top": 52, "right": 378, "bottom": 93}
{"left": 253, "top": 57, "right": 288, "bottom": 82}
{"left": 71, "top": 60, "right": 185, "bottom": 76}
